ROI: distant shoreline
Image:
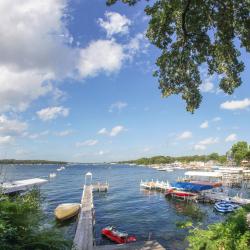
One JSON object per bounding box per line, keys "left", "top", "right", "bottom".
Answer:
{"left": 0, "top": 159, "right": 67, "bottom": 165}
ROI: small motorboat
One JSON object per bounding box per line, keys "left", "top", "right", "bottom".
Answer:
{"left": 166, "top": 189, "right": 198, "bottom": 199}
{"left": 54, "top": 203, "right": 80, "bottom": 221}
{"left": 101, "top": 226, "right": 136, "bottom": 244}
{"left": 214, "top": 201, "right": 239, "bottom": 213}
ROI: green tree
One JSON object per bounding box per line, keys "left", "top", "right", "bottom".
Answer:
{"left": 245, "top": 151, "right": 250, "bottom": 161}
{"left": 208, "top": 153, "right": 219, "bottom": 161}
{"left": 186, "top": 205, "right": 250, "bottom": 250}
{"left": 107, "top": 0, "right": 250, "bottom": 112}
{"left": 231, "top": 141, "right": 249, "bottom": 165}
{"left": 0, "top": 190, "right": 71, "bottom": 250}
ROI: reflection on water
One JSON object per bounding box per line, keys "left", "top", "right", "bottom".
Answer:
{"left": 1, "top": 164, "right": 249, "bottom": 249}
{"left": 167, "top": 199, "right": 204, "bottom": 221}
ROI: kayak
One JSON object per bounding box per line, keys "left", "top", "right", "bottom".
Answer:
{"left": 101, "top": 226, "right": 136, "bottom": 244}
{"left": 54, "top": 203, "right": 80, "bottom": 221}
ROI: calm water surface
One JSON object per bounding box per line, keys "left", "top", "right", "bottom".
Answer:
{"left": 1, "top": 164, "right": 249, "bottom": 250}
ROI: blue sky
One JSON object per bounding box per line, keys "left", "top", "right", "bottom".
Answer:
{"left": 0, "top": 0, "right": 249, "bottom": 162}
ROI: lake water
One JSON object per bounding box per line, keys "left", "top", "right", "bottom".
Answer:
{"left": 1, "top": 164, "right": 249, "bottom": 249}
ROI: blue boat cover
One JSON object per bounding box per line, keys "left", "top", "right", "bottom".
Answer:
{"left": 171, "top": 182, "right": 214, "bottom": 192}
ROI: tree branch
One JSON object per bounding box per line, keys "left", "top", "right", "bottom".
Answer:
{"left": 182, "top": 0, "right": 192, "bottom": 41}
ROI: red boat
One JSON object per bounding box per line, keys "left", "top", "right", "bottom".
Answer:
{"left": 101, "top": 226, "right": 136, "bottom": 244}
{"left": 166, "top": 189, "right": 197, "bottom": 199}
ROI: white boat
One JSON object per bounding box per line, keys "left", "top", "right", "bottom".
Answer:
{"left": 1, "top": 178, "right": 48, "bottom": 194}
{"left": 166, "top": 168, "right": 174, "bottom": 172}
{"left": 49, "top": 173, "right": 56, "bottom": 178}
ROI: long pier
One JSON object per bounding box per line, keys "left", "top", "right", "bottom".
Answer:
{"left": 73, "top": 185, "right": 94, "bottom": 250}
{"left": 73, "top": 182, "right": 165, "bottom": 250}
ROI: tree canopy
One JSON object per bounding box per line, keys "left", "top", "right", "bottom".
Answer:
{"left": 107, "top": 0, "right": 250, "bottom": 112}
{"left": 120, "top": 153, "right": 227, "bottom": 165}
{"left": 231, "top": 141, "right": 250, "bottom": 165}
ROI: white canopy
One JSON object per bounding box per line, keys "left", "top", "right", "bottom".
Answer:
{"left": 185, "top": 171, "right": 223, "bottom": 178}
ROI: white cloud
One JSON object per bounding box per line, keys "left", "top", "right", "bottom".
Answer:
{"left": 78, "top": 40, "right": 125, "bottom": 78}
{"left": 200, "top": 121, "right": 209, "bottom": 129}
{"left": 220, "top": 98, "right": 250, "bottom": 110}
{"left": 194, "top": 144, "right": 206, "bottom": 151}
{"left": 200, "top": 80, "right": 214, "bottom": 93}
{"left": 27, "top": 130, "right": 50, "bottom": 139}
{"left": 109, "top": 101, "right": 128, "bottom": 112}
{"left": 0, "top": 135, "right": 13, "bottom": 144}
{"left": 0, "top": 0, "right": 76, "bottom": 112}
{"left": 0, "top": 0, "right": 75, "bottom": 74}
{"left": 28, "top": 134, "right": 40, "bottom": 139}
{"left": 212, "top": 117, "right": 221, "bottom": 122}
{"left": 0, "top": 2, "right": 144, "bottom": 114}
{"left": 199, "top": 137, "right": 219, "bottom": 145}
{"left": 110, "top": 125, "right": 126, "bottom": 137}
{"left": 55, "top": 130, "right": 73, "bottom": 137}
{"left": 98, "top": 11, "right": 131, "bottom": 37}
{"left": 0, "top": 66, "right": 52, "bottom": 112}
{"left": 194, "top": 137, "right": 219, "bottom": 150}
{"left": 37, "top": 106, "right": 69, "bottom": 121}
{"left": 76, "top": 139, "right": 98, "bottom": 147}
{"left": 177, "top": 131, "right": 192, "bottom": 140}
{"left": 98, "top": 126, "right": 126, "bottom": 137}
{"left": 125, "top": 33, "right": 147, "bottom": 57}
{"left": 0, "top": 115, "right": 27, "bottom": 135}
{"left": 225, "top": 133, "right": 237, "bottom": 142}
{"left": 98, "top": 128, "right": 109, "bottom": 135}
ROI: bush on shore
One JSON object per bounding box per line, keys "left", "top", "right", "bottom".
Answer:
{"left": 0, "top": 189, "right": 71, "bottom": 250}
{"left": 187, "top": 205, "right": 250, "bottom": 250}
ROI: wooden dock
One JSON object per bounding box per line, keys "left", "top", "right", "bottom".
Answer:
{"left": 73, "top": 182, "right": 165, "bottom": 250}
{"left": 92, "top": 182, "right": 109, "bottom": 192}
{"left": 73, "top": 185, "right": 94, "bottom": 250}
{"left": 199, "top": 192, "right": 250, "bottom": 205}
{"left": 94, "top": 240, "right": 165, "bottom": 250}
{"left": 1, "top": 178, "right": 48, "bottom": 194}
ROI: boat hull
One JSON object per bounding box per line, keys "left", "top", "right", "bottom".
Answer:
{"left": 101, "top": 227, "right": 136, "bottom": 244}
{"left": 166, "top": 189, "right": 197, "bottom": 199}
{"left": 54, "top": 203, "right": 80, "bottom": 221}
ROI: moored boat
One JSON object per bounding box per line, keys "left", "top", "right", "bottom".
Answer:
{"left": 101, "top": 226, "right": 136, "bottom": 244}
{"left": 214, "top": 201, "right": 239, "bottom": 213}
{"left": 166, "top": 189, "right": 198, "bottom": 199}
{"left": 54, "top": 203, "right": 80, "bottom": 221}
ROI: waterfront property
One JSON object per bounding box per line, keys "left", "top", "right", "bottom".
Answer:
{"left": 140, "top": 171, "right": 250, "bottom": 206}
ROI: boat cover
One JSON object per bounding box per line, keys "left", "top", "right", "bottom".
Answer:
{"left": 171, "top": 182, "right": 214, "bottom": 192}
